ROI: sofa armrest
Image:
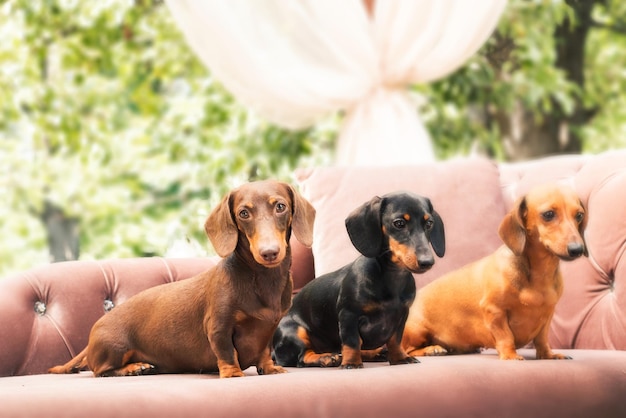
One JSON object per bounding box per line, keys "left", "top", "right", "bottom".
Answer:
{"left": 0, "top": 257, "right": 216, "bottom": 376}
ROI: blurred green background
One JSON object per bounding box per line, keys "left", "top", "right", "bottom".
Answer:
{"left": 1, "top": 0, "right": 625, "bottom": 277}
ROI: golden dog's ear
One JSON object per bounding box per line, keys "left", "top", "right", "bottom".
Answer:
{"left": 579, "top": 198, "right": 589, "bottom": 257}
{"left": 205, "top": 192, "right": 238, "bottom": 257}
{"left": 498, "top": 196, "right": 527, "bottom": 256}
{"left": 287, "top": 185, "right": 316, "bottom": 248}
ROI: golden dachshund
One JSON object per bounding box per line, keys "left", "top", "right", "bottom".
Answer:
{"left": 49, "top": 180, "right": 316, "bottom": 377}
{"left": 402, "top": 184, "right": 587, "bottom": 360}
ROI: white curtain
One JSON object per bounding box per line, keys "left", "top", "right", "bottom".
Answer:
{"left": 166, "top": 0, "right": 507, "bottom": 166}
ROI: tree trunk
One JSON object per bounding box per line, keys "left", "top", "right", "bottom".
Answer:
{"left": 493, "top": 0, "right": 597, "bottom": 161}
{"left": 40, "top": 200, "right": 80, "bottom": 262}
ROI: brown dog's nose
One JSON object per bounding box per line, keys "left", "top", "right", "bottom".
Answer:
{"left": 567, "top": 243, "right": 585, "bottom": 258}
{"left": 260, "top": 246, "right": 280, "bottom": 263}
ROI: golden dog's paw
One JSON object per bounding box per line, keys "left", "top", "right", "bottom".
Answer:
{"left": 423, "top": 345, "right": 448, "bottom": 356}
{"left": 537, "top": 351, "right": 573, "bottom": 360}
{"left": 499, "top": 353, "right": 525, "bottom": 360}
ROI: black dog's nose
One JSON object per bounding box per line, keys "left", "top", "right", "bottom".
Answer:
{"left": 567, "top": 243, "right": 585, "bottom": 258}
{"left": 418, "top": 258, "right": 435, "bottom": 269}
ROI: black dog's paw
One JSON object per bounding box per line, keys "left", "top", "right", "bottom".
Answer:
{"left": 390, "top": 356, "right": 420, "bottom": 365}
{"left": 339, "top": 362, "right": 364, "bottom": 370}
{"left": 370, "top": 349, "right": 388, "bottom": 362}
{"left": 320, "top": 354, "right": 342, "bottom": 367}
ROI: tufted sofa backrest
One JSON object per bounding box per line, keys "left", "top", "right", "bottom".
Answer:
{"left": 499, "top": 150, "right": 626, "bottom": 350}
{"left": 1, "top": 150, "right": 624, "bottom": 377}
{"left": 0, "top": 258, "right": 215, "bottom": 377}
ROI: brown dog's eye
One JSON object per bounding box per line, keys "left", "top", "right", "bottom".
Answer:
{"left": 393, "top": 219, "right": 406, "bottom": 229}
{"left": 575, "top": 212, "right": 584, "bottom": 223}
{"left": 424, "top": 219, "right": 434, "bottom": 230}
{"left": 276, "top": 203, "right": 287, "bottom": 213}
{"left": 541, "top": 210, "right": 555, "bottom": 221}
{"left": 239, "top": 209, "right": 250, "bottom": 219}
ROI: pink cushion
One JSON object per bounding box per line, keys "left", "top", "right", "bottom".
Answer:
{"left": 297, "top": 157, "right": 507, "bottom": 288}
{"left": 1, "top": 349, "right": 624, "bottom": 418}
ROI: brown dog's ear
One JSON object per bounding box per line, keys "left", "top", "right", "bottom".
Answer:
{"left": 205, "top": 192, "right": 238, "bottom": 257}
{"left": 287, "top": 185, "right": 316, "bottom": 248}
{"left": 498, "top": 196, "right": 527, "bottom": 256}
{"left": 345, "top": 196, "right": 385, "bottom": 258}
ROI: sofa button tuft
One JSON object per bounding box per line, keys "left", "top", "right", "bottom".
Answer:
{"left": 104, "top": 299, "right": 115, "bottom": 312}
{"left": 34, "top": 301, "right": 46, "bottom": 316}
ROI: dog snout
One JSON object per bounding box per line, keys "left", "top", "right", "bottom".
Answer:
{"left": 260, "top": 244, "right": 280, "bottom": 263}
{"left": 418, "top": 257, "right": 434, "bottom": 270}
{"left": 567, "top": 242, "right": 585, "bottom": 258}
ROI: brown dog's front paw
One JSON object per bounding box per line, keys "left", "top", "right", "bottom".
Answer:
{"left": 219, "top": 365, "right": 245, "bottom": 378}
{"left": 257, "top": 364, "right": 287, "bottom": 375}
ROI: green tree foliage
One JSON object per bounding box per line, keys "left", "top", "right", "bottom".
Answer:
{"left": 424, "top": 0, "right": 626, "bottom": 159}
{"left": 0, "top": 0, "right": 335, "bottom": 275}
{"left": 0, "top": 0, "right": 624, "bottom": 276}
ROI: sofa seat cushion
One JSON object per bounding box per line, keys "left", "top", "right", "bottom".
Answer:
{"left": 0, "top": 349, "right": 624, "bottom": 418}
{"left": 296, "top": 157, "right": 507, "bottom": 288}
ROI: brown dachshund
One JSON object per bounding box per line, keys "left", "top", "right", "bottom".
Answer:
{"left": 402, "top": 184, "right": 587, "bottom": 360}
{"left": 49, "top": 180, "right": 315, "bottom": 378}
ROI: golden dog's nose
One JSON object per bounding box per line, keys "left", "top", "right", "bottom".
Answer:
{"left": 567, "top": 243, "right": 585, "bottom": 258}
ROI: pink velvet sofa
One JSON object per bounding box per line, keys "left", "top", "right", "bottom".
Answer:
{"left": 1, "top": 150, "right": 625, "bottom": 417}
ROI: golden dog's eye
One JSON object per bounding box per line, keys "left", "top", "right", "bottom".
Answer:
{"left": 276, "top": 203, "right": 287, "bottom": 213}
{"left": 575, "top": 212, "right": 584, "bottom": 223}
{"left": 424, "top": 219, "right": 434, "bottom": 230}
{"left": 541, "top": 210, "right": 555, "bottom": 221}
{"left": 393, "top": 219, "right": 406, "bottom": 229}
{"left": 239, "top": 209, "right": 250, "bottom": 219}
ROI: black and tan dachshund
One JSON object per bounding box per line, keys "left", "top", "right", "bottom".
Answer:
{"left": 272, "top": 191, "right": 445, "bottom": 369}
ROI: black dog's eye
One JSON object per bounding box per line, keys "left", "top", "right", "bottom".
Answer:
{"left": 575, "top": 211, "right": 584, "bottom": 223}
{"left": 424, "top": 219, "right": 434, "bottom": 230}
{"left": 276, "top": 202, "right": 287, "bottom": 213}
{"left": 393, "top": 219, "right": 406, "bottom": 229}
{"left": 239, "top": 209, "right": 250, "bottom": 219}
{"left": 541, "top": 210, "right": 555, "bottom": 221}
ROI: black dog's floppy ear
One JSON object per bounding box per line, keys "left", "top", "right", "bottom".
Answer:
{"left": 498, "top": 196, "right": 527, "bottom": 256}
{"left": 286, "top": 184, "right": 316, "bottom": 248}
{"left": 345, "top": 196, "right": 385, "bottom": 258}
{"left": 205, "top": 192, "right": 238, "bottom": 257}
{"left": 428, "top": 206, "right": 446, "bottom": 258}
